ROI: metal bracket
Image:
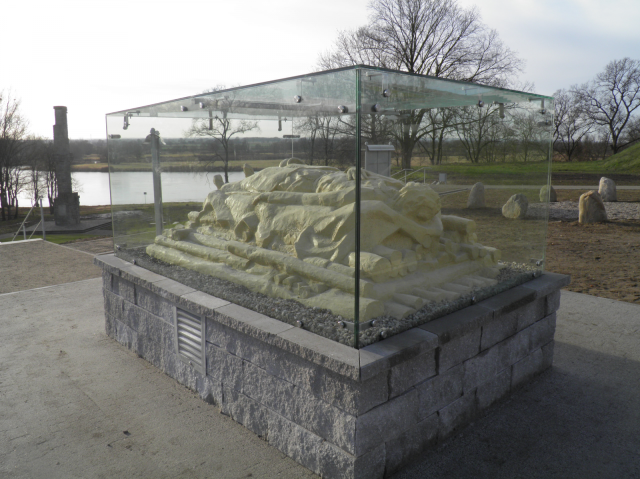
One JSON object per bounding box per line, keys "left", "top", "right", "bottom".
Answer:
{"left": 337, "top": 319, "right": 376, "bottom": 333}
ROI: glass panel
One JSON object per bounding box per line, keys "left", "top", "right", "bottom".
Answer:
{"left": 106, "top": 66, "right": 552, "bottom": 349}
{"left": 356, "top": 67, "right": 552, "bottom": 347}
{"left": 107, "top": 68, "right": 360, "bottom": 347}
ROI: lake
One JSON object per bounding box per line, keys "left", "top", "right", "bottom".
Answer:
{"left": 18, "top": 171, "right": 246, "bottom": 207}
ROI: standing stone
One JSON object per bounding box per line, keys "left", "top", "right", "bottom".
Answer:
{"left": 502, "top": 194, "right": 529, "bottom": 219}
{"left": 579, "top": 191, "right": 608, "bottom": 224}
{"left": 540, "top": 185, "right": 557, "bottom": 202}
{"left": 213, "top": 174, "right": 224, "bottom": 190}
{"left": 467, "top": 182, "right": 485, "bottom": 209}
{"left": 53, "top": 106, "right": 80, "bottom": 226}
{"left": 243, "top": 163, "right": 255, "bottom": 177}
{"left": 598, "top": 177, "right": 617, "bottom": 202}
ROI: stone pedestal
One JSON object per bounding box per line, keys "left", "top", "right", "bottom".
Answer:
{"left": 95, "top": 254, "right": 569, "bottom": 479}
{"left": 54, "top": 192, "right": 80, "bottom": 226}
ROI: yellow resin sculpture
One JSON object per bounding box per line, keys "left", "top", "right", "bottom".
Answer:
{"left": 147, "top": 161, "right": 501, "bottom": 320}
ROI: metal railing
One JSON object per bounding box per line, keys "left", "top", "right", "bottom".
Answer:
{"left": 11, "top": 199, "right": 46, "bottom": 242}
{"left": 391, "top": 167, "right": 431, "bottom": 184}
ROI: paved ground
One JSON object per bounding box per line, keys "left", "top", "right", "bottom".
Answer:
{"left": 1, "top": 240, "right": 639, "bottom": 478}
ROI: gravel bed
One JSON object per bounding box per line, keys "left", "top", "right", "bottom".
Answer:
{"left": 118, "top": 248, "right": 540, "bottom": 348}
{"left": 528, "top": 201, "right": 640, "bottom": 222}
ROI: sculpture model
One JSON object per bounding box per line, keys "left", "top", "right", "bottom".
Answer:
{"left": 147, "top": 160, "right": 502, "bottom": 321}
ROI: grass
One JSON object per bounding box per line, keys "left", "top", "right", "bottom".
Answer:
{"left": 603, "top": 142, "right": 640, "bottom": 171}
{"left": 1, "top": 234, "right": 109, "bottom": 244}
{"left": 73, "top": 158, "right": 284, "bottom": 173}
{"left": 393, "top": 156, "right": 640, "bottom": 186}
{"left": 392, "top": 161, "right": 550, "bottom": 185}
{"left": 73, "top": 146, "right": 640, "bottom": 180}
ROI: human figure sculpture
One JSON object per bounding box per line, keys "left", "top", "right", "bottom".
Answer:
{"left": 147, "top": 161, "right": 501, "bottom": 320}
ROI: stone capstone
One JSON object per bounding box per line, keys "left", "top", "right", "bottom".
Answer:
{"left": 502, "top": 194, "right": 529, "bottom": 219}
{"left": 579, "top": 190, "right": 607, "bottom": 224}
{"left": 539, "top": 185, "right": 557, "bottom": 202}
{"left": 466, "top": 182, "right": 485, "bottom": 209}
{"left": 598, "top": 177, "right": 617, "bottom": 202}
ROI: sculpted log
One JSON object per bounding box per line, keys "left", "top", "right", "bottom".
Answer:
{"left": 147, "top": 162, "right": 502, "bottom": 320}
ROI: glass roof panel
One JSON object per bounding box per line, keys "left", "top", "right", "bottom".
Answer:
{"left": 107, "top": 65, "right": 550, "bottom": 120}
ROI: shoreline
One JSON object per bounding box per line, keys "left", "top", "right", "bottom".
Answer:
{"left": 71, "top": 165, "right": 247, "bottom": 173}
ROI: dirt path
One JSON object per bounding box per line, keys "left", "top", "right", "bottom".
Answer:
{"left": 545, "top": 220, "right": 640, "bottom": 304}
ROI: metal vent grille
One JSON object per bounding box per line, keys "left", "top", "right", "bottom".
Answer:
{"left": 175, "top": 307, "right": 205, "bottom": 374}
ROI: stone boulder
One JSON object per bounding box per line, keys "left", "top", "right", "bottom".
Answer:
{"left": 598, "top": 177, "right": 617, "bottom": 202}
{"left": 502, "top": 193, "right": 529, "bottom": 219}
{"left": 540, "top": 185, "right": 557, "bottom": 202}
{"left": 579, "top": 190, "right": 608, "bottom": 224}
{"left": 467, "top": 182, "right": 485, "bottom": 208}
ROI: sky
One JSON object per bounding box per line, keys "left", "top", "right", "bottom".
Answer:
{"left": 3, "top": 0, "right": 639, "bottom": 140}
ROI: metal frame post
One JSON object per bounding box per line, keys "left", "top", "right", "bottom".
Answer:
{"left": 354, "top": 68, "right": 362, "bottom": 349}
{"left": 39, "top": 199, "right": 46, "bottom": 241}
{"left": 149, "top": 128, "right": 164, "bottom": 237}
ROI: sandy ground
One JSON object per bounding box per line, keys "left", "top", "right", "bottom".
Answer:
{"left": 0, "top": 240, "right": 102, "bottom": 294}
{"left": 545, "top": 220, "right": 640, "bottom": 304}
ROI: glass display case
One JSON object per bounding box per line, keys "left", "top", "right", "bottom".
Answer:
{"left": 106, "top": 66, "right": 553, "bottom": 349}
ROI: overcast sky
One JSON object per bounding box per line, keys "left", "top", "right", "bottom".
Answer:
{"left": 3, "top": 0, "right": 639, "bottom": 139}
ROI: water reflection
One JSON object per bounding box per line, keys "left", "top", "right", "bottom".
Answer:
{"left": 18, "top": 171, "right": 245, "bottom": 207}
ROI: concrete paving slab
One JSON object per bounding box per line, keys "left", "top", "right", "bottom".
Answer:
{"left": 391, "top": 291, "right": 640, "bottom": 479}
{"left": 0, "top": 279, "right": 317, "bottom": 479}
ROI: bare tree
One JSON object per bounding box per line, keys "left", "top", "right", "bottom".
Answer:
{"left": 319, "top": 0, "right": 523, "bottom": 169}
{"left": 187, "top": 86, "right": 259, "bottom": 183}
{"left": 296, "top": 115, "right": 346, "bottom": 166}
{"left": 39, "top": 140, "right": 58, "bottom": 213}
{"left": 418, "top": 108, "right": 455, "bottom": 165}
{"left": 455, "top": 104, "right": 502, "bottom": 163}
{"left": 21, "top": 138, "right": 47, "bottom": 205}
{"left": 316, "top": 116, "right": 341, "bottom": 166}
{"left": 320, "top": 0, "right": 522, "bottom": 84}
{"left": 0, "top": 91, "right": 30, "bottom": 220}
{"left": 511, "top": 110, "right": 549, "bottom": 163}
{"left": 621, "top": 115, "right": 640, "bottom": 149}
{"left": 296, "top": 117, "right": 319, "bottom": 164}
{"left": 553, "top": 89, "right": 593, "bottom": 162}
{"left": 572, "top": 58, "right": 640, "bottom": 154}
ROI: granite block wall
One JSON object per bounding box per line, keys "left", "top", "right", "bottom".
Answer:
{"left": 96, "top": 254, "right": 569, "bottom": 479}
